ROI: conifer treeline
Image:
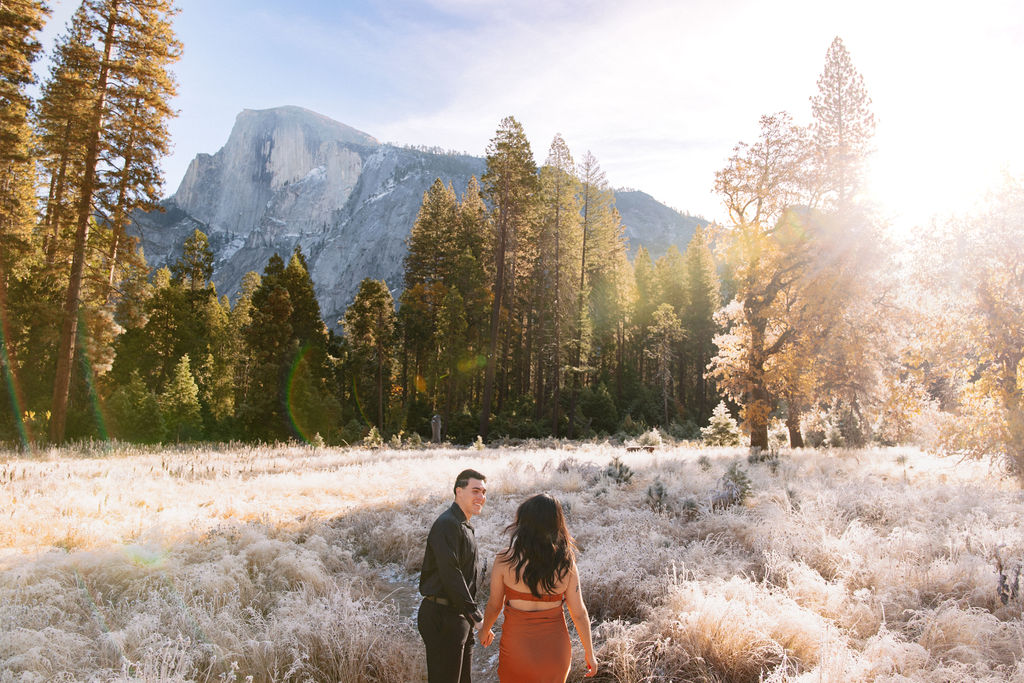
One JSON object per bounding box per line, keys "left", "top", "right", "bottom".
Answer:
{"left": 0, "top": 7, "right": 884, "bottom": 446}
{"left": 392, "top": 121, "right": 724, "bottom": 443}
{"left": 16, "top": 10, "right": 1016, "bottom": 460}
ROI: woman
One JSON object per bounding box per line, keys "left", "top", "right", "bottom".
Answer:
{"left": 477, "top": 494, "right": 597, "bottom": 681}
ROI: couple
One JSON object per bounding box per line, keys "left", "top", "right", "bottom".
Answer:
{"left": 417, "top": 468, "right": 598, "bottom": 682}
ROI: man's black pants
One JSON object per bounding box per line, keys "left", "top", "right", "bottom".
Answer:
{"left": 417, "top": 598, "right": 474, "bottom": 683}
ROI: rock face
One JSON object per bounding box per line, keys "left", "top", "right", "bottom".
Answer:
{"left": 129, "top": 106, "right": 705, "bottom": 329}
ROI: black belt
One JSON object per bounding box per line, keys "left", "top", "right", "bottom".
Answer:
{"left": 424, "top": 594, "right": 451, "bottom": 606}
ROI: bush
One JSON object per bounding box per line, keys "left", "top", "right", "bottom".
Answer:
{"left": 605, "top": 456, "right": 634, "bottom": 486}
{"left": 721, "top": 461, "right": 752, "bottom": 503}
{"left": 666, "top": 419, "right": 701, "bottom": 441}
{"left": 636, "top": 428, "right": 663, "bottom": 448}
{"left": 645, "top": 477, "right": 669, "bottom": 512}
{"left": 339, "top": 419, "right": 367, "bottom": 445}
{"left": 701, "top": 401, "right": 740, "bottom": 446}
{"left": 363, "top": 426, "right": 383, "bottom": 448}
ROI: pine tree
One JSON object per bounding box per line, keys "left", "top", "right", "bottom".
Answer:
{"left": 0, "top": 0, "right": 49, "bottom": 447}
{"left": 45, "top": 0, "right": 181, "bottom": 442}
{"left": 646, "top": 304, "right": 685, "bottom": 426}
{"left": 229, "top": 270, "right": 261, "bottom": 417}
{"left": 0, "top": 0, "right": 48, "bottom": 280}
{"left": 402, "top": 179, "right": 458, "bottom": 404}
{"left": 282, "top": 246, "right": 327, "bottom": 349}
{"left": 160, "top": 354, "right": 202, "bottom": 441}
{"left": 107, "top": 369, "right": 163, "bottom": 443}
{"left": 569, "top": 151, "right": 622, "bottom": 436}
{"left": 241, "top": 282, "right": 293, "bottom": 441}
{"left": 479, "top": 116, "right": 538, "bottom": 439}
{"left": 632, "top": 246, "right": 658, "bottom": 384}
{"left": 810, "top": 36, "right": 876, "bottom": 209}
{"left": 344, "top": 278, "right": 396, "bottom": 432}
{"left": 437, "top": 287, "right": 468, "bottom": 433}
{"left": 535, "top": 134, "right": 580, "bottom": 434}
{"left": 701, "top": 400, "right": 740, "bottom": 446}
{"left": 682, "top": 226, "right": 720, "bottom": 422}
{"left": 170, "top": 229, "right": 214, "bottom": 292}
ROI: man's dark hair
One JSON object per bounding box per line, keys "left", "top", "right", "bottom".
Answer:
{"left": 454, "top": 468, "right": 486, "bottom": 495}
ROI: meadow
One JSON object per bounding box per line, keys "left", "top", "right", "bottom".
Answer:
{"left": 1, "top": 440, "right": 1023, "bottom": 682}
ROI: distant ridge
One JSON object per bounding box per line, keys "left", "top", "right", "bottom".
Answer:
{"left": 130, "top": 106, "right": 705, "bottom": 328}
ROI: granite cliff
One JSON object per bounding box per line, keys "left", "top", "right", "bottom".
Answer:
{"left": 129, "top": 106, "right": 705, "bottom": 328}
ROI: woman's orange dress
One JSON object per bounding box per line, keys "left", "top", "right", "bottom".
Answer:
{"left": 497, "top": 586, "right": 571, "bottom": 683}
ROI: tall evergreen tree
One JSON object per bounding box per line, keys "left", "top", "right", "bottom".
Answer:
{"left": 646, "top": 304, "right": 684, "bottom": 426}
{"left": 170, "top": 229, "right": 214, "bottom": 292}
{"left": 240, "top": 257, "right": 293, "bottom": 440}
{"left": 810, "top": 36, "right": 876, "bottom": 209}
{"left": 344, "top": 278, "right": 396, "bottom": 432}
{"left": 569, "top": 151, "right": 621, "bottom": 436}
{"left": 479, "top": 116, "right": 538, "bottom": 439}
{"left": 0, "top": 0, "right": 49, "bottom": 446}
{"left": 44, "top": 0, "right": 180, "bottom": 442}
{"left": 160, "top": 354, "right": 202, "bottom": 442}
{"left": 682, "top": 226, "right": 720, "bottom": 422}
{"left": 535, "top": 134, "right": 580, "bottom": 434}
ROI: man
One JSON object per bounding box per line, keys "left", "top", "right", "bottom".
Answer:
{"left": 418, "top": 468, "right": 487, "bottom": 683}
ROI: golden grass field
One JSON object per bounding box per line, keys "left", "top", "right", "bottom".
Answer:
{"left": 2, "top": 440, "right": 1023, "bottom": 682}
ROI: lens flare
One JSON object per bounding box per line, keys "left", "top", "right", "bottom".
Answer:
{"left": 285, "top": 345, "right": 315, "bottom": 443}
{"left": 77, "top": 312, "right": 109, "bottom": 443}
{"left": 0, "top": 334, "right": 28, "bottom": 449}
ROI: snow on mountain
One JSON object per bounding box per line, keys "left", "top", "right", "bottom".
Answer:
{"left": 129, "top": 106, "right": 706, "bottom": 329}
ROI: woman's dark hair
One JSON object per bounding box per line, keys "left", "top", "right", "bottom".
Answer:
{"left": 500, "top": 494, "right": 575, "bottom": 598}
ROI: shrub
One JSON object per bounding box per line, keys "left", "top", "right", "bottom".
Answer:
{"left": 645, "top": 477, "right": 669, "bottom": 512}
{"left": 701, "top": 401, "right": 740, "bottom": 446}
{"left": 722, "top": 461, "right": 752, "bottom": 499}
{"left": 605, "top": 456, "right": 634, "bottom": 486}
{"left": 362, "top": 426, "right": 383, "bottom": 448}
{"left": 636, "top": 428, "right": 663, "bottom": 448}
{"left": 666, "top": 419, "right": 701, "bottom": 441}
{"left": 712, "top": 461, "right": 752, "bottom": 510}
{"left": 339, "top": 419, "right": 367, "bottom": 445}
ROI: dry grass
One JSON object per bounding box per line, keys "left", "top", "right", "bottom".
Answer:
{"left": 2, "top": 442, "right": 1023, "bottom": 681}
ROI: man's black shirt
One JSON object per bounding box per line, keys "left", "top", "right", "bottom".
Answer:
{"left": 420, "top": 502, "right": 481, "bottom": 622}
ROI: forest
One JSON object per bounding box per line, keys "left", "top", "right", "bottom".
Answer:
{"left": 1, "top": 1, "right": 1022, "bottom": 483}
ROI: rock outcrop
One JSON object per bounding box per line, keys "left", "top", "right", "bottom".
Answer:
{"left": 129, "top": 106, "right": 705, "bottom": 329}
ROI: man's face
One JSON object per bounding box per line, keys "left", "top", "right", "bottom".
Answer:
{"left": 455, "top": 478, "right": 487, "bottom": 519}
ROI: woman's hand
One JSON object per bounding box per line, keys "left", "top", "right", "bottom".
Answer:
{"left": 478, "top": 626, "right": 495, "bottom": 647}
{"left": 584, "top": 651, "right": 598, "bottom": 677}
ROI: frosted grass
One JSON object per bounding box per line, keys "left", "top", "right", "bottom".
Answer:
{"left": 1, "top": 442, "right": 1022, "bottom": 681}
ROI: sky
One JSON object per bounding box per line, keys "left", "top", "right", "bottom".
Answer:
{"left": 38, "top": 0, "right": 1024, "bottom": 232}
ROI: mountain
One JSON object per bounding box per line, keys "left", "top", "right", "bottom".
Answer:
{"left": 129, "top": 106, "right": 706, "bottom": 328}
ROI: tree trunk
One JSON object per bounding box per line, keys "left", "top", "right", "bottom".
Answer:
{"left": 50, "top": 4, "right": 119, "bottom": 442}
{"left": 479, "top": 214, "right": 507, "bottom": 440}
{"left": 787, "top": 408, "right": 804, "bottom": 448}
{"left": 376, "top": 352, "right": 384, "bottom": 431}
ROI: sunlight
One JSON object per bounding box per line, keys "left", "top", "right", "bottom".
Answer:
{"left": 866, "top": 132, "right": 1012, "bottom": 240}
